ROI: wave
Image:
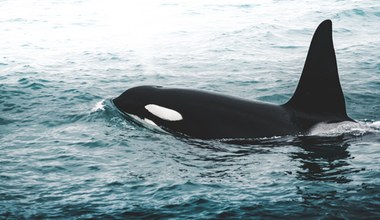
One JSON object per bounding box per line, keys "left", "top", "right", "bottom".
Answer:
{"left": 90, "top": 99, "right": 106, "bottom": 113}
{"left": 308, "top": 121, "right": 380, "bottom": 137}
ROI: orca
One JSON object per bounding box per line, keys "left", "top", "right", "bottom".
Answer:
{"left": 113, "top": 20, "right": 355, "bottom": 139}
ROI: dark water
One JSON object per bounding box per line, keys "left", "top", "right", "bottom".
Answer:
{"left": 1, "top": 0, "right": 380, "bottom": 219}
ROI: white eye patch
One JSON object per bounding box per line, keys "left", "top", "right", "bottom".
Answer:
{"left": 145, "top": 104, "right": 183, "bottom": 121}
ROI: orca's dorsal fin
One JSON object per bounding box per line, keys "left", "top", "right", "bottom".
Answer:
{"left": 284, "top": 20, "right": 351, "bottom": 121}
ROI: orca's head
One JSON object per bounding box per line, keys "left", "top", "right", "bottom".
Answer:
{"left": 113, "top": 86, "right": 160, "bottom": 117}
{"left": 113, "top": 85, "right": 183, "bottom": 123}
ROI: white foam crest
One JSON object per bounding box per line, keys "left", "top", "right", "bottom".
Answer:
{"left": 308, "top": 121, "right": 380, "bottom": 137}
{"left": 91, "top": 100, "right": 106, "bottom": 112}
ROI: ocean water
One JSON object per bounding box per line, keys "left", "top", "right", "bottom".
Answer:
{"left": 1, "top": 0, "right": 380, "bottom": 219}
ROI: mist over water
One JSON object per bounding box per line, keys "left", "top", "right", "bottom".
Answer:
{"left": 1, "top": 0, "right": 379, "bottom": 219}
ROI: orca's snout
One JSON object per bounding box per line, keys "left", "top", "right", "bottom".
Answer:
{"left": 113, "top": 88, "right": 140, "bottom": 115}
{"left": 113, "top": 86, "right": 161, "bottom": 116}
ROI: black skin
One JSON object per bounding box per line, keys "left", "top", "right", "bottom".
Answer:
{"left": 113, "top": 20, "right": 354, "bottom": 139}
{"left": 113, "top": 86, "right": 300, "bottom": 139}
